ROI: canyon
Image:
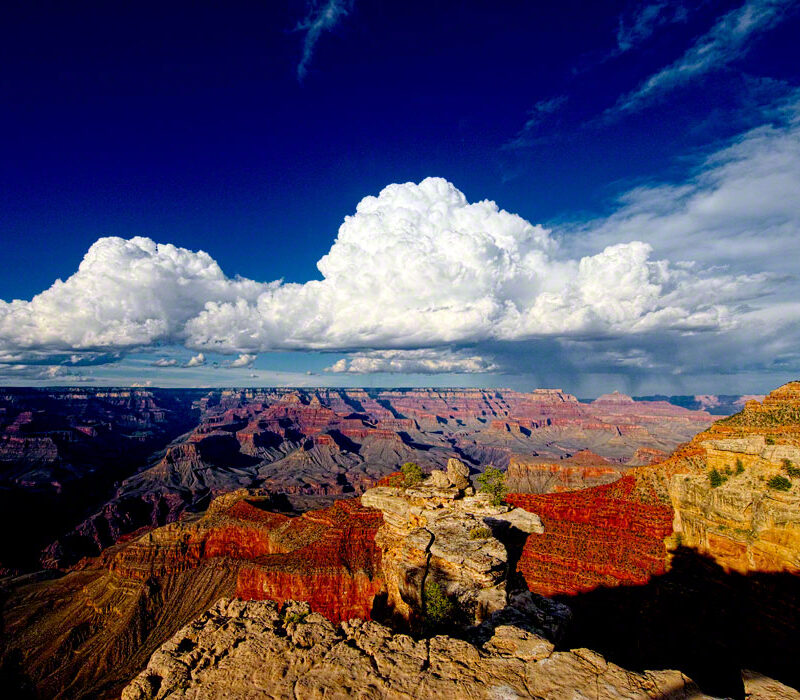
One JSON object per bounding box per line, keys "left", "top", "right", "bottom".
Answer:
{"left": 2, "top": 386, "right": 718, "bottom": 572}
{"left": 2, "top": 384, "right": 798, "bottom": 698}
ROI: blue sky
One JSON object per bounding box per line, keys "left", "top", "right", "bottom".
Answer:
{"left": 1, "top": 0, "right": 799, "bottom": 395}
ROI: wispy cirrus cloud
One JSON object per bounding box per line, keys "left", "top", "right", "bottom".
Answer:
{"left": 610, "top": 0, "right": 797, "bottom": 115}
{"left": 615, "top": 2, "right": 689, "bottom": 53}
{"left": 0, "top": 364, "right": 93, "bottom": 382}
{"left": 295, "top": 0, "right": 353, "bottom": 81}
{"left": 503, "top": 95, "right": 568, "bottom": 150}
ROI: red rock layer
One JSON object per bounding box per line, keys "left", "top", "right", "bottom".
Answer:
{"left": 505, "top": 450, "right": 626, "bottom": 494}
{"left": 236, "top": 499, "right": 384, "bottom": 622}
{"left": 106, "top": 495, "right": 386, "bottom": 624}
{"left": 507, "top": 476, "right": 674, "bottom": 596}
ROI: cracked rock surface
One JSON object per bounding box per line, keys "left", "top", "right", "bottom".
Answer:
{"left": 122, "top": 598, "right": 707, "bottom": 700}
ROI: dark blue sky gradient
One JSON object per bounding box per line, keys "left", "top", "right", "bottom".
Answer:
{"left": 4, "top": 0, "right": 799, "bottom": 301}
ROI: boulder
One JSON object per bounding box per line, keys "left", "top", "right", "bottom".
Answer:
{"left": 427, "top": 469, "right": 450, "bottom": 488}
{"left": 446, "top": 457, "right": 471, "bottom": 490}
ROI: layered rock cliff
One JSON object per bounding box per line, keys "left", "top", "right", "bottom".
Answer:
{"left": 506, "top": 449, "right": 627, "bottom": 495}
{"left": 505, "top": 382, "right": 800, "bottom": 597}
{"left": 668, "top": 382, "right": 800, "bottom": 574}
{"left": 0, "top": 491, "right": 386, "bottom": 698}
{"left": 505, "top": 382, "right": 800, "bottom": 695}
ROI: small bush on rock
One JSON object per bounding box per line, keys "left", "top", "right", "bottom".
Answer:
{"left": 283, "top": 610, "right": 309, "bottom": 626}
{"left": 735, "top": 459, "right": 744, "bottom": 474}
{"left": 782, "top": 459, "right": 800, "bottom": 477}
{"left": 469, "top": 526, "right": 491, "bottom": 540}
{"left": 768, "top": 475, "right": 792, "bottom": 491}
{"left": 424, "top": 580, "right": 456, "bottom": 629}
{"left": 401, "top": 462, "right": 423, "bottom": 486}
{"left": 477, "top": 467, "right": 507, "bottom": 505}
{"left": 709, "top": 468, "right": 727, "bottom": 488}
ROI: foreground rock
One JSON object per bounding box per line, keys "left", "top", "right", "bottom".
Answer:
{"left": 123, "top": 598, "right": 706, "bottom": 700}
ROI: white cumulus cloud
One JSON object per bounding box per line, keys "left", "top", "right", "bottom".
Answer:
{"left": 151, "top": 357, "right": 178, "bottom": 367}
{"left": 0, "top": 236, "right": 264, "bottom": 358}
{"left": 185, "top": 352, "right": 206, "bottom": 368}
{"left": 187, "top": 177, "right": 745, "bottom": 353}
{"left": 5, "top": 109, "right": 799, "bottom": 383}
{"left": 325, "top": 349, "right": 500, "bottom": 374}
{"left": 228, "top": 353, "right": 257, "bottom": 368}
{"left": 0, "top": 177, "right": 760, "bottom": 374}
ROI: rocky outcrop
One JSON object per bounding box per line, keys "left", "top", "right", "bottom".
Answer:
{"left": 667, "top": 382, "right": 800, "bottom": 574}
{"left": 1, "top": 470, "right": 548, "bottom": 698}
{"left": 122, "top": 597, "right": 706, "bottom": 700}
{"left": 502, "top": 383, "right": 800, "bottom": 696}
{"left": 362, "top": 459, "right": 543, "bottom": 630}
{"left": 1, "top": 491, "right": 386, "bottom": 699}
{"left": 628, "top": 446, "right": 668, "bottom": 465}
{"left": 234, "top": 498, "right": 384, "bottom": 623}
{"left": 506, "top": 382, "right": 800, "bottom": 596}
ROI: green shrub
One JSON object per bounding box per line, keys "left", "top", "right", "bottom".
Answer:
{"left": 424, "top": 580, "right": 456, "bottom": 628}
{"left": 469, "top": 526, "right": 491, "bottom": 540}
{"left": 768, "top": 475, "right": 792, "bottom": 492}
{"left": 709, "top": 468, "right": 727, "bottom": 488}
{"left": 477, "top": 467, "right": 507, "bottom": 505}
{"left": 735, "top": 458, "right": 744, "bottom": 474}
{"left": 782, "top": 459, "right": 800, "bottom": 477}
{"left": 401, "top": 461, "right": 423, "bottom": 486}
{"left": 766, "top": 436, "right": 775, "bottom": 445}
{"left": 283, "top": 610, "right": 308, "bottom": 626}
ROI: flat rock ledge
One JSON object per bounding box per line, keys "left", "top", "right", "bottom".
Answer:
{"left": 123, "top": 598, "right": 708, "bottom": 700}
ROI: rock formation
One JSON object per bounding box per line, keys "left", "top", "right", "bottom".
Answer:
{"left": 506, "top": 449, "right": 627, "bottom": 495}
{"left": 122, "top": 597, "right": 707, "bottom": 700}
{"left": 362, "top": 458, "right": 542, "bottom": 630}
{"left": 0, "top": 490, "right": 385, "bottom": 698}
{"left": 505, "top": 382, "right": 800, "bottom": 596}
{"left": 5, "top": 384, "right": 800, "bottom": 698}
{"left": 507, "top": 475, "right": 673, "bottom": 596}
{"left": 667, "top": 382, "right": 800, "bottom": 574}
